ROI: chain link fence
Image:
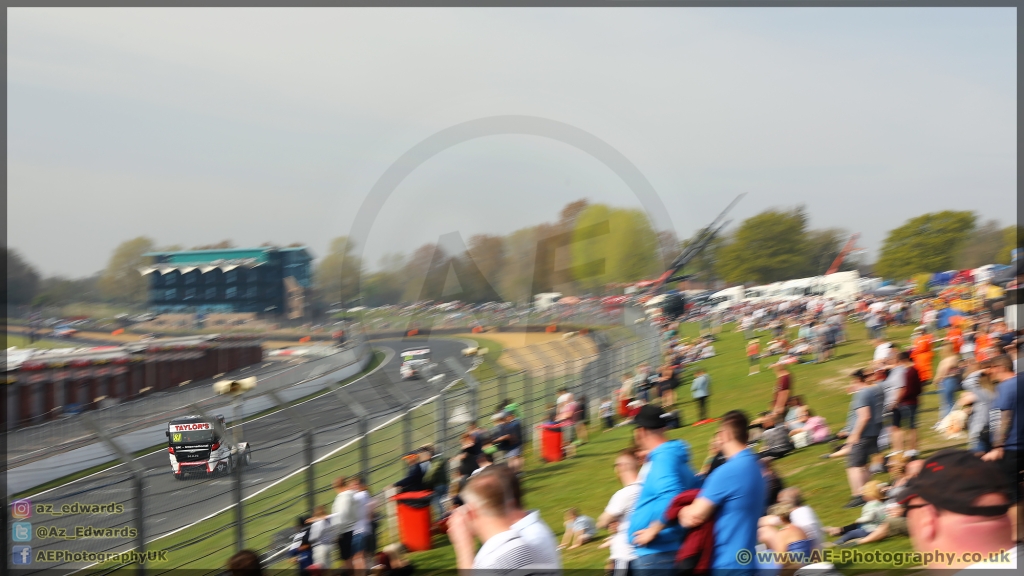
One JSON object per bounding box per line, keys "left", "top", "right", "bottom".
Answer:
{"left": 15, "top": 322, "right": 662, "bottom": 575}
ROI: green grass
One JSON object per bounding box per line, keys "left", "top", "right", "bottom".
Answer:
{"left": 15, "top": 351, "right": 386, "bottom": 501}
{"left": 409, "top": 321, "right": 961, "bottom": 571}
{"left": 4, "top": 333, "right": 75, "bottom": 349}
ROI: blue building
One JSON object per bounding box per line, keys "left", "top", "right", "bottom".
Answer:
{"left": 140, "top": 246, "right": 313, "bottom": 317}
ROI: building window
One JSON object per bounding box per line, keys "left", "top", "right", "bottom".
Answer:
{"left": 226, "top": 286, "right": 237, "bottom": 299}
{"left": 185, "top": 288, "right": 196, "bottom": 300}
{"left": 206, "top": 272, "right": 217, "bottom": 284}
{"left": 247, "top": 286, "right": 257, "bottom": 299}
{"left": 248, "top": 269, "right": 258, "bottom": 282}
{"left": 185, "top": 272, "right": 196, "bottom": 285}
{"left": 164, "top": 272, "right": 177, "bottom": 286}
{"left": 165, "top": 288, "right": 177, "bottom": 300}
{"left": 226, "top": 270, "right": 237, "bottom": 283}
{"left": 206, "top": 287, "right": 216, "bottom": 300}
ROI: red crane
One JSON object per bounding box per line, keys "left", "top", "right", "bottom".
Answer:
{"left": 826, "top": 233, "right": 861, "bottom": 275}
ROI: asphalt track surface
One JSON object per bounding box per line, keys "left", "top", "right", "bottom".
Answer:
{"left": 13, "top": 337, "right": 467, "bottom": 574}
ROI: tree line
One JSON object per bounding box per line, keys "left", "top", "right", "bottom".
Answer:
{"left": 6, "top": 204, "right": 1021, "bottom": 310}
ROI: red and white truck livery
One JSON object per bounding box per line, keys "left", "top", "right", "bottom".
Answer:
{"left": 165, "top": 415, "right": 251, "bottom": 480}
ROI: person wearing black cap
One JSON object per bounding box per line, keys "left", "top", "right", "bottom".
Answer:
{"left": 625, "top": 404, "right": 699, "bottom": 575}
{"left": 901, "top": 449, "right": 1019, "bottom": 569}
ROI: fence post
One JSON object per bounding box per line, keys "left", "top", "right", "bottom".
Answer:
{"left": 436, "top": 388, "right": 447, "bottom": 457}
{"left": 498, "top": 372, "right": 507, "bottom": 407}
{"left": 522, "top": 371, "right": 533, "bottom": 436}
{"left": 267, "top": 391, "right": 316, "bottom": 516}
{"left": 189, "top": 402, "right": 244, "bottom": 553}
{"left": 81, "top": 414, "right": 147, "bottom": 575}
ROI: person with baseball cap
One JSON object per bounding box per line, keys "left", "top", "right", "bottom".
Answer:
{"left": 625, "top": 404, "right": 699, "bottom": 575}
{"left": 901, "top": 449, "right": 1019, "bottom": 569}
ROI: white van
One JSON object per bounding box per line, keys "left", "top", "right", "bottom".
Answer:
{"left": 818, "top": 271, "right": 861, "bottom": 302}
{"left": 709, "top": 286, "right": 745, "bottom": 311}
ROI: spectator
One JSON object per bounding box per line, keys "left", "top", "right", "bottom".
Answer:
{"left": 902, "top": 449, "right": 1017, "bottom": 570}
{"left": 559, "top": 508, "right": 598, "bottom": 550}
{"left": 597, "top": 449, "right": 642, "bottom": 574}
{"left": 471, "top": 451, "right": 494, "bottom": 477}
{"left": 332, "top": 476, "right": 358, "bottom": 574}
{"left": 770, "top": 363, "right": 793, "bottom": 418}
{"left": 556, "top": 387, "right": 572, "bottom": 415}
{"left": 758, "top": 414, "right": 795, "bottom": 460}
{"left": 824, "top": 481, "right": 887, "bottom": 546}
{"left": 981, "top": 354, "right": 1022, "bottom": 542}
{"left": 600, "top": 397, "right": 615, "bottom": 430}
{"left": 847, "top": 458, "right": 924, "bottom": 547}
{"left": 456, "top": 434, "right": 481, "bottom": 480}
{"left": 760, "top": 458, "right": 785, "bottom": 514}
{"left": 573, "top": 394, "right": 589, "bottom": 446}
{"left": 761, "top": 503, "right": 813, "bottom": 564}
{"left": 893, "top": 351, "right": 923, "bottom": 457}
{"left": 307, "top": 505, "right": 339, "bottom": 569}
{"left": 446, "top": 468, "right": 558, "bottom": 571}
{"left": 498, "top": 465, "right": 561, "bottom": 567}
{"left": 827, "top": 368, "right": 885, "bottom": 508}
{"left": 954, "top": 360, "right": 997, "bottom": 454}
{"left": 626, "top": 404, "right": 699, "bottom": 575}
{"left": 675, "top": 410, "right": 766, "bottom": 576}
{"left": 931, "top": 343, "right": 963, "bottom": 424}
{"left": 747, "top": 338, "right": 761, "bottom": 376}
{"left": 393, "top": 450, "right": 428, "bottom": 493}
{"left": 765, "top": 487, "right": 824, "bottom": 550}
{"left": 419, "top": 446, "right": 449, "bottom": 518}
{"left": 656, "top": 364, "right": 678, "bottom": 408}
{"left": 289, "top": 516, "right": 314, "bottom": 576}
{"left": 227, "top": 550, "right": 264, "bottom": 576}
{"left": 880, "top": 351, "right": 906, "bottom": 455}
{"left": 351, "top": 476, "right": 376, "bottom": 570}
{"left": 910, "top": 326, "right": 934, "bottom": 384}
{"left": 491, "top": 411, "right": 524, "bottom": 474}
{"left": 690, "top": 368, "right": 711, "bottom": 423}
{"left": 872, "top": 338, "right": 893, "bottom": 364}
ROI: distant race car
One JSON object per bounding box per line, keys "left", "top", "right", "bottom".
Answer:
{"left": 51, "top": 325, "right": 78, "bottom": 338}
{"left": 399, "top": 347, "right": 431, "bottom": 380}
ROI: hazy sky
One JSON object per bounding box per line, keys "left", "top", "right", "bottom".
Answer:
{"left": 7, "top": 7, "right": 1016, "bottom": 278}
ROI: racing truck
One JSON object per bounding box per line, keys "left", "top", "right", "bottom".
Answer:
{"left": 399, "top": 347, "right": 431, "bottom": 380}
{"left": 166, "top": 415, "right": 251, "bottom": 480}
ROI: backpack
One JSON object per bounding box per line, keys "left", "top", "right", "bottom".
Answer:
{"left": 422, "top": 457, "right": 449, "bottom": 490}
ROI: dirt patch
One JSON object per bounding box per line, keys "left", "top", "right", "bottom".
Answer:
{"left": 451, "top": 331, "right": 569, "bottom": 350}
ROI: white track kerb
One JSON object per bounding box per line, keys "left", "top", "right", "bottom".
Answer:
{"left": 73, "top": 346, "right": 395, "bottom": 573}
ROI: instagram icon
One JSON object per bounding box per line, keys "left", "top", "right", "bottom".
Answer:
{"left": 11, "top": 499, "right": 31, "bottom": 519}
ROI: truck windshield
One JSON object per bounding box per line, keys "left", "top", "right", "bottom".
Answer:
{"left": 169, "top": 429, "right": 215, "bottom": 444}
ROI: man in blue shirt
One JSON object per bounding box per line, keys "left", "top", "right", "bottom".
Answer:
{"left": 982, "top": 354, "right": 1022, "bottom": 542}
{"left": 678, "top": 410, "right": 765, "bottom": 576}
{"left": 626, "top": 404, "right": 699, "bottom": 575}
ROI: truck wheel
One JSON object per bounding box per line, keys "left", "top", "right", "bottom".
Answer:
{"left": 174, "top": 471, "right": 184, "bottom": 481}
{"left": 243, "top": 447, "right": 251, "bottom": 466}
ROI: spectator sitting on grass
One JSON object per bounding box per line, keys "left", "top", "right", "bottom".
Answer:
{"left": 823, "top": 481, "right": 887, "bottom": 547}
{"left": 758, "top": 414, "right": 795, "bottom": 460}
{"left": 758, "top": 487, "right": 824, "bottom": 550}
{"left": 760, "top": 503, "right": 814, "bottom": 563}
{"left": 842, "top": 458, "right": 923, "bottom": 547}
{"left": 558, "top": 508, "right": 598, "bottom": 550}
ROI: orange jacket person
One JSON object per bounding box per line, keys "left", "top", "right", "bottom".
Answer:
{"left": 910, "top": 327, "right": 934, "bottom": 382}
{"left": 945, "top": 322, "right": 963, "bottom": 354}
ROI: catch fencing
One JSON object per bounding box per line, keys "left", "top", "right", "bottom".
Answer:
{"left": 18, "top": 321, "right": 662, "bottom": 575}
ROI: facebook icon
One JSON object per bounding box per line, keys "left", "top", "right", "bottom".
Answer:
{"left": 12, "top": 545, "right": 32, "bottom": 565}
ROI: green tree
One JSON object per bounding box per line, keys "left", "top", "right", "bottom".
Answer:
{"left": 6, "top": 248, "right": 40, "bottom": 306}
{"left": 570, "top": 204, "right": 660, "bottom": 292}
{"left": 875, "top": 211, "right": 977, "bottom": 280}
{"left": 98, "top": 237, "right": 155, "bottom": 304}
{"left": 314, "top": 236, "right": 363, "bottom": 307}
{"left": 955, "top": 220, "right": 1007, "bottom": 269}
{"left": 715, "top": 208, "right": 812, "bottom": 284}
{"left": 1001, "top": 225, "right": 1023, "bottom": 264}
{"left": 806, "top": 228, "right": 861, "bottom": 275}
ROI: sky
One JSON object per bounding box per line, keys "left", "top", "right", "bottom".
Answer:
{"left": 6, "top": 7, "right": 1017, "bottom": 278}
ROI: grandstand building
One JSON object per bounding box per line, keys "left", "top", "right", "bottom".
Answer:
{"left": 140, "top": 246, "right": 313, "bottom": 318}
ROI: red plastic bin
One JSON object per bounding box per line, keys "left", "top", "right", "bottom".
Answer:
{"left": 391, "top": 490, "right": 434, "bottom": 551}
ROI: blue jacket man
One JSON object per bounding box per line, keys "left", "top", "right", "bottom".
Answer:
{"left": 627, "top": 404, "right": 699, "bottom": 575}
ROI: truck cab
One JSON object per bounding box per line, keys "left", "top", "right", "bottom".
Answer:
{"left": 399, "top": 348, "right": 432, "bottom": 380}
{"left": 166, "top": 415, "right": 250, "bottom": 480}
